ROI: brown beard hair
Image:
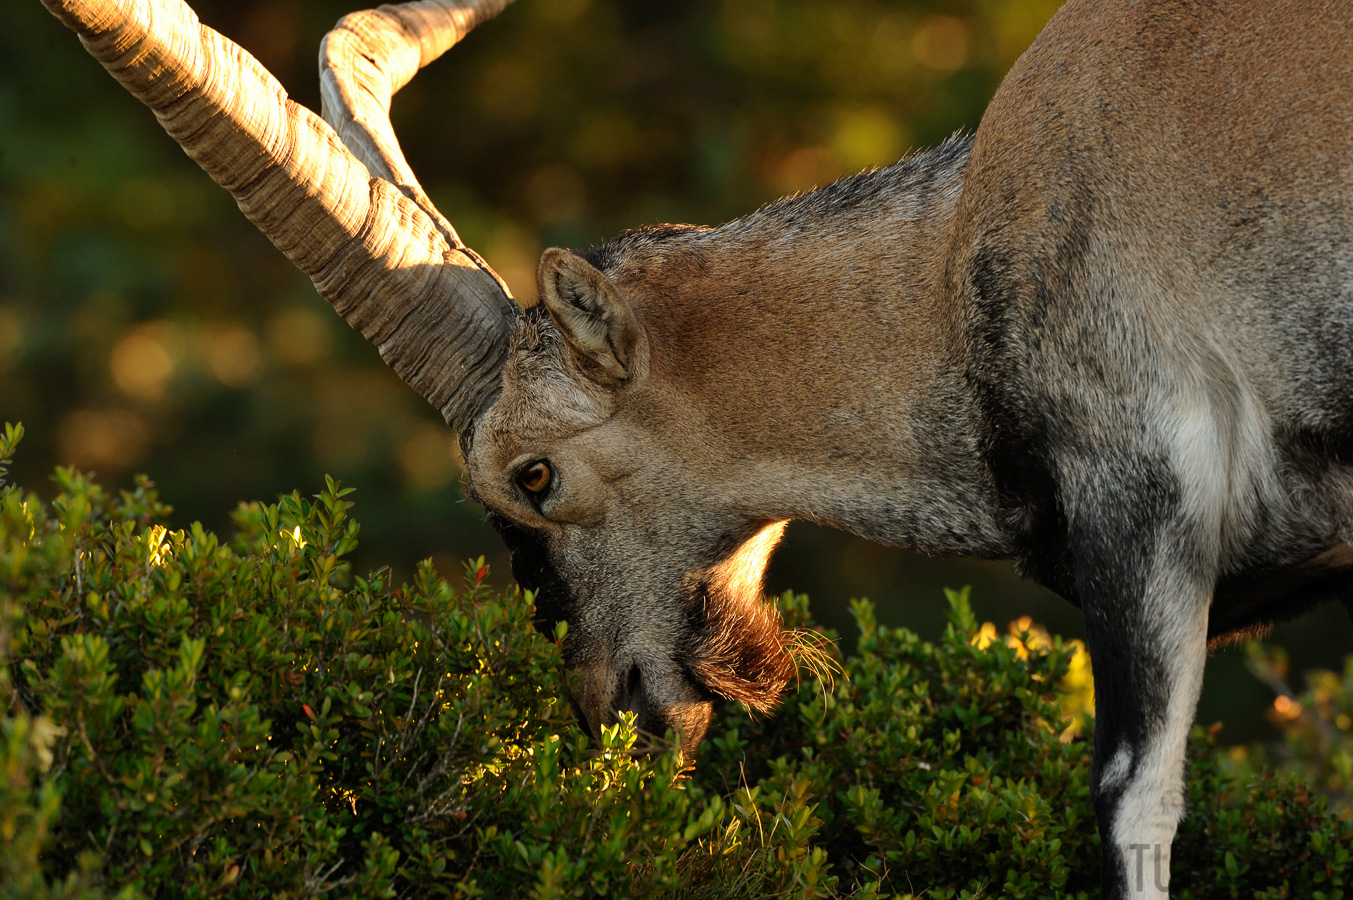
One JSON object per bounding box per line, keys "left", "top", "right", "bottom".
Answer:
{"left": 686, "top": 578, "right": 795, "bottom": 714}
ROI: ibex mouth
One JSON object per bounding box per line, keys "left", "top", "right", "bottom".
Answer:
{"left": 564, "top": 662, "right": 714, "bottom": 757}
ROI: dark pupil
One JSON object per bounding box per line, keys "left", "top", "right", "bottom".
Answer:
{"left": 522, "top": 463, "right": 550, "bottom": 492}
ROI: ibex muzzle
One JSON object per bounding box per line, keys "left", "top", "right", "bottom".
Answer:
{"left": 45, "top": 0, "right": 1353, "bottom": 896}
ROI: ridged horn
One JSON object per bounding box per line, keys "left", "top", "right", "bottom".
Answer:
{"left": 40, "top": 0, "right": 520, "bottom": 439}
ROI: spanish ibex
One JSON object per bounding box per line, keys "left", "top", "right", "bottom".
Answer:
{"left": 43, "top": 0, "right": 1352, "bottom": 895}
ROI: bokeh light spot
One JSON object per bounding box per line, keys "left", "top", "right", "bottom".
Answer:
{"left": 830, "top": 106, "right": 909, "bottom": 171}
{"left": 109, "top": 323, "right": 176, "bottom": 401}
{"left": 912, "top": 15, "right": 971, "bottom": 73}
{"left": 208, "top": 325, "right": 263, "bottom": 388}
{"left": 57, "top": 408, "right": 149, "bottom": 472}
{"left": 266, "top": 307, "right": 332, "bottom": 366}
{"left": 1273, "top": 695, "right": 1302, "bottom": 721}
{"left": 398, "top": 421, "right": 460, "bottom": 491}
{"left": 769, "top": 146, "right": 836, "bottom": 196}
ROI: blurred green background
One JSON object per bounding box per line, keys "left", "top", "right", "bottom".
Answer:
{"left": 3, "top": 0, "right": 1349, "bottom": 739}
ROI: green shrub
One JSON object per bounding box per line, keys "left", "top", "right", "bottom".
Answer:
{"left": 2, "top": 422, "right": 1350, "bottom": 899}
{"left": 704, "top": 593, "right": 1353, "bottom": 899}
{"left": 1221, "top": 643, "right": 1353, "bottom": 816}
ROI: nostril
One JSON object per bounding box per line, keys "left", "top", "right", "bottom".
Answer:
{"left": 624, "top": 664, "right": 644, "bottom": 718}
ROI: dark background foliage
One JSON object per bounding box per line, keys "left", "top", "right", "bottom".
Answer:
{"left": 2, "top": 0, "right": 1350, "bottom": 739}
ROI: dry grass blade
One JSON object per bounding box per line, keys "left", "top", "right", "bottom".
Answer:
{"left": 784, "top": 628, "right": 844, "bottom": 692}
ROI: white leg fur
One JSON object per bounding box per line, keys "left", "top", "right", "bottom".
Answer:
{"left": 1108, "top": 599, "right": 1208, "bottom": 898}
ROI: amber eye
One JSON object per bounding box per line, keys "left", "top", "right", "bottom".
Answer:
{"left": 517, "top": 460, "right": 553, "bottom": 496}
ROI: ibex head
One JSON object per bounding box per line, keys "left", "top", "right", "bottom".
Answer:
{"left": 467, "top": 239, "right": 800, "bottom": 749}
{"left": 44, "top": 0, "right": 811, "bottom": 755}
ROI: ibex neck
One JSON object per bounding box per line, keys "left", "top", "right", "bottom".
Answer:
{"left": 633, "top": 136, "right": 1010, "bottom": 558}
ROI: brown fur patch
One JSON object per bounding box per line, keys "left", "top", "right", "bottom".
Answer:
{"left": 686, "top": 580, "right": 795, "bottom": 713}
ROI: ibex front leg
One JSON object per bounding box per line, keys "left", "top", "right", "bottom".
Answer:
{"left": 1065, "top": 453, "right": 1212, "bottom": 900}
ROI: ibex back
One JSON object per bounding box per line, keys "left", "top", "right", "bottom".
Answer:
{"left": 45, "top": 0, "right": 1352, "bottom": 896}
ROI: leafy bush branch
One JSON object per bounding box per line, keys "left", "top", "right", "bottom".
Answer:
{"left": 1, "top": 423, "right": 1350, "bottom": 899}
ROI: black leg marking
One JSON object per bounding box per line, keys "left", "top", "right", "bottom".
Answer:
{"left": 1064, "top": 451, "right": 1209, "bottom": 899}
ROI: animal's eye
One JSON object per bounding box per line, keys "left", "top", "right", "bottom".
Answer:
{"left": 517, "top": 460, "right": 553, "bottom": 496}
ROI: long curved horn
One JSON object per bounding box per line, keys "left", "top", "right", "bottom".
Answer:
{"left": 40, "top": 0, "right": 519, "bottom": 438}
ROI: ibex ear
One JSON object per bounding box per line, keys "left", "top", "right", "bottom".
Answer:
{"left": 537, "top": 247, "right": 646, "bottom": 384}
